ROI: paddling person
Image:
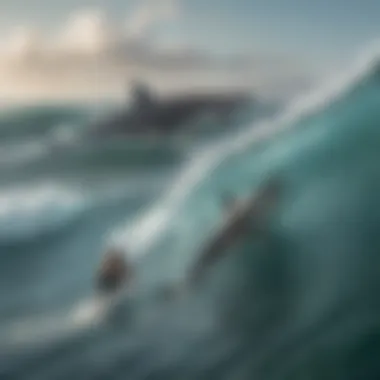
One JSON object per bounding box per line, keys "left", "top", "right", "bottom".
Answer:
{"left": 96, "top": 248, "right": 133, "bottom": 295}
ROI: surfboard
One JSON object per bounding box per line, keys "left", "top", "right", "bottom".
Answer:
{"left": 72, "top": 285, "right": 134, "bottom": 327}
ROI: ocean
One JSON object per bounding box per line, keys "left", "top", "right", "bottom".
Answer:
{"left": 0, "top": 49, "right": 380, "bottom": 380}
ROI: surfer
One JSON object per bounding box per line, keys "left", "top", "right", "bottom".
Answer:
{"left": 96, "top": 248, "right": 133, "bottom": 295}
{"left": 187, "top": 178, "right": 282, "bottom": 287}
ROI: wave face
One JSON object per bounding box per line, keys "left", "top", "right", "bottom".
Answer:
{"left": 1, "top": 51, "right": 380, "bottom": 380}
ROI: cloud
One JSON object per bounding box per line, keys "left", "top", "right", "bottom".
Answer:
{"left": 58, "top": 9, "right": 117, "bottom": 54}
{"left": 0, "top": 1, "right": 317, "bottom": 102}
{"left": 126, "top": 0, "right": 179, "bottom": 39}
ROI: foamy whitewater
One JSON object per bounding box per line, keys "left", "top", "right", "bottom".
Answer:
{"left": 0, "top": 45, "right": 380, "bottom": 380}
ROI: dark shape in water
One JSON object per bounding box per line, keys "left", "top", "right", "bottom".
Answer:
{"left": 90, "top": 81, "right": 252, "bottom": 137}
{"left": 96, "top": 248, "right": 133, "bottom": 294}
{"left": 157, "top": 178, "right": 283, "bottom": 302}
{"left": 187, "top": 178, "right": 283, "bottom": 287}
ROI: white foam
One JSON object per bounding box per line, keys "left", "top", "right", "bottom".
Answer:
{"left": 0, "top": 182, "right": 86, "bottom": 239}
{"left": 3, "top": 309, "right": 86, "bottom": 349}
{"left": 0, "top": 182, "right": 81, "bottom": 216}
{"left": 2, "top": 294, "right": 111, "bottom": 349}
{"left": 0, "top": 140, "right": 49, "bottom": 166}
{"left": 109, "top": 43, "right": 380, "bottom": 259}
{"left": 70, "top": 296, "right": 109, "bottom": 327}
{"left": 2, "top": 291, "right": 126, "bottom": 349}
{"left": 70, "top": 287, "right": 131, "bottom": 326}
{"left": 49, "top": 123, "right": 79, "bottom": 145}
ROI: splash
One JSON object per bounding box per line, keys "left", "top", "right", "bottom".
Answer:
{"left": 1, "top": 286, "right": 132, "bottom": 351}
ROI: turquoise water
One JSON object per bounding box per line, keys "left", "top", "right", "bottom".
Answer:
{"left": 0, "top": 53, "right": 380, "bottom": 380}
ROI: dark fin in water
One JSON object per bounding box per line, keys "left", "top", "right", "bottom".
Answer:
{"left": 130, "top": 80, "right": 156, "bottom": 110}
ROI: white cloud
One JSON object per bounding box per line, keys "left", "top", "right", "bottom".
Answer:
{"left": 58, "top": 8, "right": 117, "bottom": 54}
{"left": 0, "top": 0, "right": 317, "bottom": 102}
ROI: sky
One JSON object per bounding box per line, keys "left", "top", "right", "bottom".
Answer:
{"left": 0, "top": 0, "right": 378, "bottom": 102}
